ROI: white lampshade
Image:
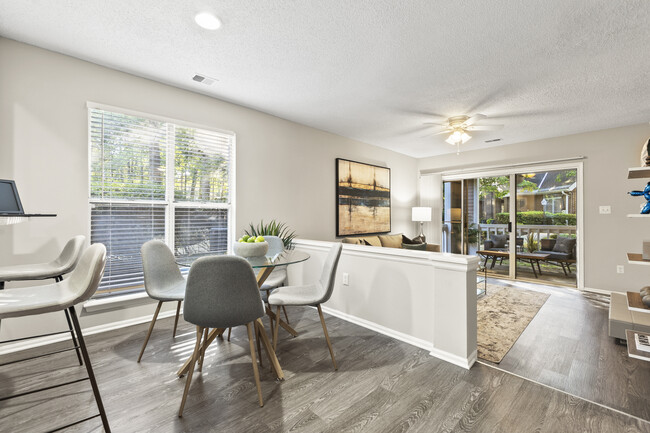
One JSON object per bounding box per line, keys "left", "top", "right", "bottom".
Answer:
{"left": 412, "top": 207, "right": 432, "bottom": 222}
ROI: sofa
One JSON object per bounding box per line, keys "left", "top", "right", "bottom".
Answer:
{"left": 341, "top": 233, "right": 440, "bottom": 252}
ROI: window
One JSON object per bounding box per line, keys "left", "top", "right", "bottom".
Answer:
{"left": 89, "top": 105, "right": 235, "bottom": 296}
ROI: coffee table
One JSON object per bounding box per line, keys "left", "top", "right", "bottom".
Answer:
{"left": 476, "top": 250, "right": 551, "bottom": 278}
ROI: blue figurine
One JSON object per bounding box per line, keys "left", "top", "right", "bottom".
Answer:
{"left": 629, "top": 181, "right": 650, "bottom": 214}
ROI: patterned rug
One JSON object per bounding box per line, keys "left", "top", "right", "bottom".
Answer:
{"left": 477, "top": 284, "right": 550, "bottom": 363}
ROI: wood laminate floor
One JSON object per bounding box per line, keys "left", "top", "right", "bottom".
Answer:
{"left": 481, "top": 278, "right": 650, "bottom": 422}
{"left": 1, "top": 301, "right": 649, "bottom": 432}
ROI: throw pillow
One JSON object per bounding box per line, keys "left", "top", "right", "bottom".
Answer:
{"left": 553, "top": 237, "right": 576, "bottom": 255}
{"left": 402, "top": 234, "right": 418, "bottom": 244}
{"left": 402, "top": 242, "right": 427, "bottom": 251}
{"left": 362, "top": 236, "right": 382, "bottom": 247}
{"left": 379, "top": 234, "right": 403, "bottom": 249}
{"left": 412, "top": 235, "right": 425, "bottom": 244}
{"left": 491, "top": 234, "right": 508, "bottom": 249}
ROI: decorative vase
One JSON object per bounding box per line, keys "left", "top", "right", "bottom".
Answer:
{"left": 233, "top": 241, "right": 269, "bottom": 258}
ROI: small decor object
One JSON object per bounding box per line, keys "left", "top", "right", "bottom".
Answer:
{"left": 628, "top": 182, "right": 650, "bottom": 214}
{"left": 336, "top": 158, "right": 391, "bottom": 236}
{"left": 411, "top": 207, "right": 431, "bottom": 242}
{"left": 244, "top": 220, "right": 296, "bottom": 249}
{"left": 234, "top": 235, "right": 268, "bottom": 258}
{"left": 640, "top": 137, "right": 650, "bottom": 167}
{"left": 642, "top": 287, "right": 650, "bottom": 307}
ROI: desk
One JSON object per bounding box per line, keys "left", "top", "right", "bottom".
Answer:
{"left": 476, "top": 250, "right": 551, "bottom": 278}
{"left": 175, "top": 250, "right": 310, "bottom": 378}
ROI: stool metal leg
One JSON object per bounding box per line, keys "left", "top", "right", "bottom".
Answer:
{"left": 56, "top": 275, "right": 83, "bottom": 366}
{"left": 68, "top": 305, "right": 111, "bottom": 432}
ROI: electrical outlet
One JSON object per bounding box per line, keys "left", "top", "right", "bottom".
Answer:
{"left": 342, "top": 273, "right": 349, "bottom": 285}
{"left": 599, "top": 206, "right": 611, "bottom": 214}
{"left": 617, "top": 265, "right": 624, "bottom": 274}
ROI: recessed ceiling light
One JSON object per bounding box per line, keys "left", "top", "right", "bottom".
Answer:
{"left": 195, "top": 12, "right": 221, "bottom": 30}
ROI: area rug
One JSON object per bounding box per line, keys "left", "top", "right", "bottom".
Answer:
{"left": 477, "top": 284, "right": 550, "bottom": 363}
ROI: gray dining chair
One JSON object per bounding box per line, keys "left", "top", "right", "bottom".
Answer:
{"left": 268, "top": 242, "right": 342, "bottom": 370}
{"left": 0, "top": 235, "right": 86, "bottom": 365}
{"left": 0, "top": 243, "right": 111, "bottom": 432}
{"left": 179, "top": 255, "right": 275, "bottom": 416}
{"left": 138, "top": 240, "right": 187, "bottom": 362}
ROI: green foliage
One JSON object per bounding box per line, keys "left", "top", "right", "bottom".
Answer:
{"left": 466, "top": 223, "right": 479, "bottom": 245}
{"left": 495, "top": 211, "right": 576, "bottom": 225}
{"left": 245, "top": 220, "right": 296, "bottom": 249}
{"left": 479, "top": 176, "right": 509, "bottom": 199}
{"left": 525, "top": 233, "right": 539, "bottom": 253}
{"left": 555, "top": 170, "right": 577, "bottom": 184}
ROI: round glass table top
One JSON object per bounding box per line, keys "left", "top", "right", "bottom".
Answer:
{"left": 177, "top": 250, "right": 309, "bottom": 268}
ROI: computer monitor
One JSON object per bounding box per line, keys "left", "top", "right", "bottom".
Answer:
{"left": 0, "top": 179, "right": 24, "bottom": 215}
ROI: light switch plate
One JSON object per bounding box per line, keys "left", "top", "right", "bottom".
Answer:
{"left": 599, "top": 206, "right": 611, "bottom": 214}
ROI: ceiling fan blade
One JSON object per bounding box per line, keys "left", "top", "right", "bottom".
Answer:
{"left": 463, "top": 113, "right": 487, "bottom": 127}
{"left": 420, "top": 129, "right": 451, "bottom": 138}
{"left": 422, "top": 122, "right": 448, "bottom": 127}
{"left": 466, "top": 124, "right": 504, "bottom": 131}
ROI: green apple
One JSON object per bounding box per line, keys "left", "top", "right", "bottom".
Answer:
{"left": 247, "top": 237, "right": 256, "bottom": 243}
{"left": 237, "top": 237, "right": 244, "bottom": 243}
{"left": 255, "top": 236, "right": 265, "bottom": 242}
{"left": 241, "top": 235, "right": 250, "bottom": 242}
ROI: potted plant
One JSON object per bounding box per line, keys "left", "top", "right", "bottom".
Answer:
{"left": 244, "top": 220, "right": 296, "bottom": 249}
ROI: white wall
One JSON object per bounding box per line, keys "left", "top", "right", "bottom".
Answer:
{"left": 418, "top": 123, "right": 650, "bottom": 293}
{"left": 0, "top": 37, "right": 418, "bottom": 341}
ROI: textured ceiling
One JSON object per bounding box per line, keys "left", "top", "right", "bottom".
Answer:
{"left": 1, "top": 1, "right": 649, "bottom": 157}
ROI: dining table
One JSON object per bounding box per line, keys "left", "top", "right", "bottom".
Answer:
{"left": 175, "top": 249, "right": 310, "bottom": 378}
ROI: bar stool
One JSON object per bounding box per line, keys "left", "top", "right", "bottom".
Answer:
{"left": 0, "top": 235, "right": 86, "bottom": 365}
{"left": 0, "top": 243, "right": 111, "bottom": 432}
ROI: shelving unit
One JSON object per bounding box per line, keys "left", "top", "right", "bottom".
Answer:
{"left": 626, "top": 330, "right": 650, "bottom": 362}
{"left": 627, "top": 214, "right": 650, "bottom": 218}
{"left": 627, "top": 291, "right": 650, "bottom": 312}
{"left": 628, "top": 167, "right": 650, "bottom": 179}
{"left": 627, "top": 253, "right": 650, "bottom": 266}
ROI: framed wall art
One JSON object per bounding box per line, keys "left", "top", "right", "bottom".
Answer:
{"left": 336, "top": 158, "right": 391, "bottom": 236}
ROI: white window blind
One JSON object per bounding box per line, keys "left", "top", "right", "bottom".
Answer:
{"left": 89, "top": 107, "right": 234, "bottom": 296}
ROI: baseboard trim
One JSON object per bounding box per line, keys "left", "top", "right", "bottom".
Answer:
{"left": 320, "top": 305, "right": 433, "bottom": 353}
{"left": 429, "top": 347, "right": 476, "bottom": 370}
{"left": 0, "top": 309, "right": 178, "bottom": 355}
{"left": 582, "top": 287, "right": 612, "bottom": 296}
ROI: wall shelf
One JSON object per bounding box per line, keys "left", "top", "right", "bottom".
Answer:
{"left": 626, "top": 253, "right": 650, "bottom": 265}
{"left": 628, "top": 167, "right": 650, "bottom": 179}
{"left": 627, "top": 214, "right": 650, "bottom": 218}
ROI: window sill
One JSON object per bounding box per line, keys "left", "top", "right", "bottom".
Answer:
{"left": 83, "top": 291, "right": 153, "bottom": 313}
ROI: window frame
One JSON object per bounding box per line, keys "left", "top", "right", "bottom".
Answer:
{"left": 87, "top": 102, "right": 236, "bottom": 296}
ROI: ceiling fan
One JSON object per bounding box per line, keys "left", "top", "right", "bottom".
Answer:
{"left": 423, "top": 114, "right": 504, "bottom": 154}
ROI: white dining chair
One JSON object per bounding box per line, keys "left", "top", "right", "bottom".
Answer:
{"left": 0, "top": 243, "right": 111, "bottom": 432}
{"left": 268, "top": 242, "right": 342, "bottom": 370}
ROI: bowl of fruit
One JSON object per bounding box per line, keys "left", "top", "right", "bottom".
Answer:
{"left": 234, "top": 235, "right": 268, "bottom": 258}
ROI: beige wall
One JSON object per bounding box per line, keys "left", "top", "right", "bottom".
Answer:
{"left": 418, "top": 123, "right": 650, "bottom": 293}
{"left": 0, "top": 37, "right": 417, "bottom": 340}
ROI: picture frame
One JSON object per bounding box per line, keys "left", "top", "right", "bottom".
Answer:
{"left": 336, "top": 158, "right": 391, "bottom": 236}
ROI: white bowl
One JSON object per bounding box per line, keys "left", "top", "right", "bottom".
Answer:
{"left": 233, "top": 241, "right": 269, "bottom": 258}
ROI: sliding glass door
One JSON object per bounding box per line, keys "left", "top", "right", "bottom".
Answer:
{"left": 442, "top": 165, "right": 579, "bottom": 288}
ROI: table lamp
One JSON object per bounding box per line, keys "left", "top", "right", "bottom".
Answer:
{"left": 412, "top": 207, "right": 432, "bottom": 241}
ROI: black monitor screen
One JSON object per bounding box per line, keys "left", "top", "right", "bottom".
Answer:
{"left": 0, "top": 180, "right": 24, "bottom": 214}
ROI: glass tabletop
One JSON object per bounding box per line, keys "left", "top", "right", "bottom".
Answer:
{"left": 177, "top": 250, "right": 310, "bottom": 268}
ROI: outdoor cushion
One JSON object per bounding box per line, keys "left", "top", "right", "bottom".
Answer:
{"left": 553, "top": 237, "right": 576, "bottom": 256}
{"left": 402, "top": 242, "right": 427, "bottom": 251}
{"left": 490, "top": 235, "right": 508, "bottom": 249}
{"left": 539, "top": 251, "right": 571, "bottom": 261}
{"left": 379, "top": 234, "right": 403, "bottom": 249}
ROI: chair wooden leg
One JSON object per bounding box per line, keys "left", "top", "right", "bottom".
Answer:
{"left": 316, "top": 304, "right": 338, "bottom": 371}
{"left": 68, "top": 306, "right": 111, "bottom": 432}
{"left": 137, "top": 301, "right": 163, "bottom": 362}
{"left": 198, "top": 328, "right": 209, "bottom": 372}
{"left": 273, "top": 306, "right": 281, "bottom": 351}
{"left": 172, "top": 301, "right": 182, "bottom": 338}
{"left": 255, "top": 324, "right": 263, "bottom": 368}
{"left": 282, "top": 306, "right": 290, "bottom": 324}
{"left": 179, "top": 326, "right": 203, "bottom": 417}
{"left": 255, "top": 319, "right": 284, "bottom": 380}
{"left": 246, "top": 323, "right": 264, "bottom": 407}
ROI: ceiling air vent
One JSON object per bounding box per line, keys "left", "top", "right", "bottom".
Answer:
{"left": 192, "top": 74, "right": 217, "bottom": 85}
{"left": 485, "top": 138, "right": 502, "bottom": 143}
